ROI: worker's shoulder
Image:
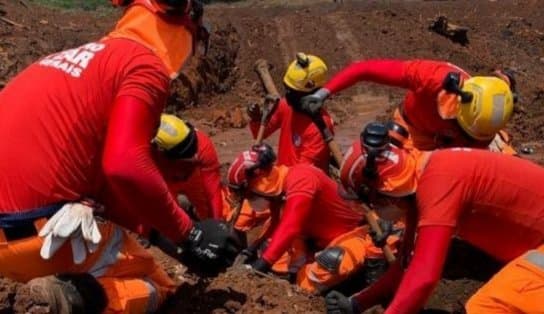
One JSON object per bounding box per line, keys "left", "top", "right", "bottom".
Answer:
{"left": 195, "top": 129, "right": 216, "bottom": 150}
{"left": 426, "top": 148, "right": 543, "bottom": 179}
{"left": 99, "top": 38, "right": 169, "bottom": 76}
{"left": 286, "top": 164, "right": 323, "bottom": 181}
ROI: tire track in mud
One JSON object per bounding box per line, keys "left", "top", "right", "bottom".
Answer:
{"left": 325, "top": 11, "right": 387, "bottom": 144}
{"left": 274, "top": 17, "right": 297, "bottom": 66}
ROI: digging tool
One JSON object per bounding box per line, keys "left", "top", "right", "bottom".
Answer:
{"left": 254, "top": 59, "right": 280, "bottom": 97}
{"left": 254, "top": 59, "right": 281, "bottom": 145}
{"left": 312, "top": 114, "right": 397, "bottom": 264}
{"left": 229, "top": 59, "right": 280, "bottom": 229}
{"left": 255, "top": 95, "right": 280, "bottom": 145}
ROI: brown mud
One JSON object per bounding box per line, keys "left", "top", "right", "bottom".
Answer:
{"left": 1, "top": 0, "right": 543, "bottom": 313}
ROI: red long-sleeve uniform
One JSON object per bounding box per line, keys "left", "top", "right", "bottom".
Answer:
{"left": 0, "top": 38, "right": 193, "bottom": 242}
{"left": 249, "top": 98, "right": 334, "bottom": 173}
{"left": 355, "top": 149, "right": 544, "bottom": 313}
{"left": 155, "top": 130, "right": 223, "bottom": 219}
{"left": 261, "top": 164, "right": 363, "bottom": 264}
{"left": 324, "top": 59, "right": 471, "bottom": 144}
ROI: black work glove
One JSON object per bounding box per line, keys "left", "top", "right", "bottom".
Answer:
{"left": 263, "top": 94, "right": 280, "bottom": 116}
{"left": 250, "top": 258, "right": 271, "bottom": 273}
{"left": 185, "top": 219, "right": 243, "bottom": 266}
{"left": 247, "top": 102, "right": 262, "bottom": 122}
{"left": 300, "top": 87, "right": 330, "bottom": 117}
{"left": 369, "top": 219, "right": 394, "bottom": 248}
{"left": 233, "top": 247, "right": 257, "bottom": 266}
{"left": 326, "top": 291, "right": 359, "bottom": 314}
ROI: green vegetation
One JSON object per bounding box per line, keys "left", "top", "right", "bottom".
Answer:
{"left": 34, "top": 0, "right": 110, "bottom": 10}
{"left": 34, "top": 0, "right": 245, "bottom": 10}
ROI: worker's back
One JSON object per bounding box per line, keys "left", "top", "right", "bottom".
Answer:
{"left": 0, "top": 38, "right": 169, "bottom": 212}
{"left": 417, "top": 148, "right": 544, "bottom": 262}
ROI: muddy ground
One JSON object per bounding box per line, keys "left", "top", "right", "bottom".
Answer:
{"left": 1, "top": 0, "right": 543, "bottom": 313}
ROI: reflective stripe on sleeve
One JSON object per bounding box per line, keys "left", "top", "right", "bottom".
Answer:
{"left": 143, "top": 278, "right": 159, "bottom": 313}
{"left": 88, "top": 225, "right": 123, "bottom": 277}
{"left": 525, "top": 250, "right": 544, "bottom": 270}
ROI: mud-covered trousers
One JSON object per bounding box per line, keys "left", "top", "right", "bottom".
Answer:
{"left": 0, "top": 218, "right": 176, "bottom": 313}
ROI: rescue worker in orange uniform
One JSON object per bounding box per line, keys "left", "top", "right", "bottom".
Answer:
{"left": 226, "top": 144, "right": 398, "bottom": 293}
{"left": 325, "top": 122, "right": 544, "bottom": 314}
{"left": 153, "top": 114, "right": 223, "bottom": 220}
{"left": 0, "top": 1, "right": 241, "bottom": 313}
{"left": 300, "top": 59, "right": 517, "bottom": 153}
{"left": 247, "top": 53, "right": 335, "bottom": 173}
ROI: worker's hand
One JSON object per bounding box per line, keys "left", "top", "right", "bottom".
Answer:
{"left": 249, "top": 258, "right": 271, "bottom": 273}
{"left": 185, "top": 219, "right": 242, "bottom": 266}
{"left": 39, "top": 201, "right": 103, "bottom": 264}
{"left": 300, "top": 87, "right": 330, "bottom": 116}
{"left": 263, "top": 94, "right": 280, "bottom": 116}
{"left": 326, "top": 291, "right": 359, "bottom": 314}
{"left": 369, "top": 219, "right": 394, "bottom": 248}
{"left": 233, "top": 247, "right": 257, "bottom": 266}
{"left": 247, "top": 102, "right": 262, "bottom": 122}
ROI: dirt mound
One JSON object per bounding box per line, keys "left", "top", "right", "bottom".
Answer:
{"left": 0, "top": 277, "right": 20, "bottom": 313}
{"left": 0, "top": 1, "right": 240, "bottom": 118}
{"left": 162, "top": 266, "right": 325, "bottom": 314}
{"left": 1, "top": 0, "right": 544, "bottom": 313}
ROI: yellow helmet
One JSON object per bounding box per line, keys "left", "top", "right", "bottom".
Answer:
{"left": 153, "top": 114, "right": 198, "bottom": 158}
{"left": 283, "top": 53, "right": 328, "bottom": 92}
{"left": 456, "top": 76, "right": 514, "bottom": 141}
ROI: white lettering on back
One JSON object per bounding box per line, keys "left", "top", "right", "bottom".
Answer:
{"left": 39, "top": 42, "right": 106, "bottom": 78}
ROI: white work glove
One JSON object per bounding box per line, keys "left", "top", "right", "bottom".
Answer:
{"left": 39, "top": 201, "right": 102, "bottom": 264}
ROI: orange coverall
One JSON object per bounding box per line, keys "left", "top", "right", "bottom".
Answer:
{"left": 0, "top": 4, "right": 197, "bottom": 313}
{"left": 250, "top": 164, "right": 397, "bottom": 293}
{"left": 366, "top": 149, "right": 544, "bottom": 313}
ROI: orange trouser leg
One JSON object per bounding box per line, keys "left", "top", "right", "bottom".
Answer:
{"left": 96, "top": 227, "right": 176, "bottom": 313}
{"left": 271, "top": 238, "right": 309, "bottom": 275}
{"left": 222, "top": 191, "right": 271, "bottom": 232}
{"left": 0, "top": 220, "right": 175, "bottom": 313}
{"left": 296, "top": 227, "right": 369, "bottom": 293}
{"left": 392, "top": 108, "right": 431, "bottom": 151}
{"left": 466, "top": 245, "right": 544, "bottom": 314}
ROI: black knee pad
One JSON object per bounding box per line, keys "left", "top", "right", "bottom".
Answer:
{"left": 315, "top": 246, "right": 345, "bottom": 273}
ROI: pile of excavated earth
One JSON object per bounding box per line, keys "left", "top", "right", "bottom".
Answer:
{"left": 1, "top": 0, "right": 543, "bottom": 313}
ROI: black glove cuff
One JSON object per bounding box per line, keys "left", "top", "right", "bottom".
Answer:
{"left": 252, "top": 258, "right": 271, "bottom": 273}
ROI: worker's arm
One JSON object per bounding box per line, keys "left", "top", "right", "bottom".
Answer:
{"left": 261, "top": 194, "right": 313, "bottom": 264}
{"left": 351, "top": 260, "right": 403, "bottom": 310}
{"left": 102, "top": 95, "right": 193, "bottom": 243}
{"left": 248, "top": 99, "right": 285, "bottom": 139}
{"left": 197, "top": 133, "right": 224, "bottom": 219}
{"left": 324, "top": 59, "right": 408, "bottom": 94}
{"left": 384, "top": 225, "right": 454, "bottom": 314}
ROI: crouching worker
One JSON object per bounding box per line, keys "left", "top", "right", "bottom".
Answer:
{"left": 153, "top": 114, "right": 224, "bottom": 220}
{"left": 0, "top": 199, "right": 241, "bottom": 313}
{"left": 226, "top": 144, "right": 398, "bottom": 293}
{"left": 326, "top": 122, "right": 544, "bottom": 314}
{"left": 0, "top": 0, "right": 241, "bottom": 313}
